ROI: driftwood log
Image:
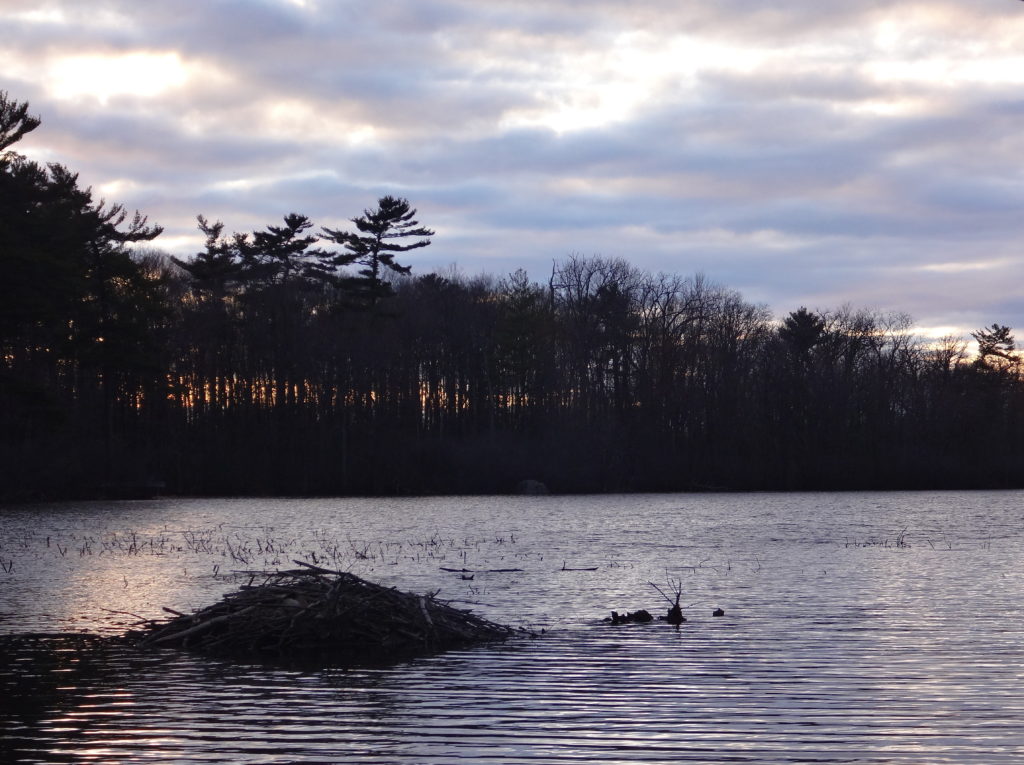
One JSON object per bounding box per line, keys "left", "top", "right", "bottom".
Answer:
{"left": 131, "top": 561, "right": 524, "bottom": 663}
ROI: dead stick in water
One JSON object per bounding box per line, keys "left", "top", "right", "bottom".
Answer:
{"left": 100, "top": 607, "right": 152, "bottom": 620}
{"left": 292, "top": 559, "right": 347, "bottom": 576}
{"left": 561, "top": 561, "right": 598, "bottom": 571}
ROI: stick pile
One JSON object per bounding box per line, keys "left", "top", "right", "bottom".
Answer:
{"left": 133, "top": 561, "right": 522, "bottom": 663}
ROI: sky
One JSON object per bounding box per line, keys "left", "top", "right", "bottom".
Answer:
{"left": 3, "top": 0, "right": 1024, "bottom": 339}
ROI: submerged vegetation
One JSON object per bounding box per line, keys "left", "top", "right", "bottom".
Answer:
{"left": 4, "top": 91, "right": 1024, "bottom": 500}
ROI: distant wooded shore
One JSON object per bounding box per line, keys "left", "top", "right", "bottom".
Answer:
{"left": 4, "top": 91, "right": 1024, "bottom": 502}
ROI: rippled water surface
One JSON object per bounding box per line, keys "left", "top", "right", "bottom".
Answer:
{"left": 2, "top": 492, "right": 1024, "bottom": 763}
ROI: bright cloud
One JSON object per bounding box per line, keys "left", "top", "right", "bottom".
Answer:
{"left": 48, "top": 51, "right": 189, "bottom": 102}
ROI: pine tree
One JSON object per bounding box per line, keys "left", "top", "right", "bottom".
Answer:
{"left": 319, "top": 196, "right": 433, "bottom": 305}
{"left": 242, "top": 213, "right": 322, "bottom": 286}
{"left": 779, "top": 307, "right": 825, "bottom": 361}
{"left": 0, "top": 91, "right": 40, "bottom": 154}
{"left": 172, "top": 215, "right": 246, "bottom": 301}
{"left": 972, "top": 323, "right": 1017, "bottom": 372}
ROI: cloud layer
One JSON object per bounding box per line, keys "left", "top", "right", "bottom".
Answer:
{"left": 4, "top": 0, "right": 1024, "bottom": 335}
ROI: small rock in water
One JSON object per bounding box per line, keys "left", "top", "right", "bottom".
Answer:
{"left": 516, "top": 479, "right": 548, "bottom": 495}
{"left": 713, "top": 608, "right": 725, "bottom": 617}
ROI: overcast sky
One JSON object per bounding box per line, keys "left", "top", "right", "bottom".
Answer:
{"left": 4, "top": 0, "right": 1024, "bottom": 338}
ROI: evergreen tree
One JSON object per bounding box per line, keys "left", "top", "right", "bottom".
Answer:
{"left": 320, "top": 196, "right": 433, "bottom": 304}
{"left": 972, "top": 323, "right": 1016, "bottom": 370}
{"left": 242, "top": 213, "right": 322, "bottom": 286}
{"left": 779, "top": 307, "right": 825, "bottom": 362}
{"left": 0, "top": 101, "right": 163, "bottom": 362}
{"left": 1, "top": 92, "right": 166, "bottom": 494}
{"left": 0, "top": 91, "right": 40, "bottom": 153}
{"left": 172, "top": 215, "right": 245, "bottom": 301}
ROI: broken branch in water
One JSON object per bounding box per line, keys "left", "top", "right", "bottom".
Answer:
{"left": 439, "top": 566, "right": 523, "bottom": 573}
{"left": 648, "top": 577, "right": 685, "bottom": 625}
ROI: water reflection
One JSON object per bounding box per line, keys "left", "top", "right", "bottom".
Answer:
{"left": 3, "top": 492, "right": 1024, "bottom": 762}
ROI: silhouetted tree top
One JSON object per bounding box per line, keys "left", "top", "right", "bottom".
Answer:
{"left": 972, "top": 323, "right": 1017, "bottom": 371}
{"left": 241, "top": 212, "right": 323, "bottom": 286}
{"left": 320, "top": 196, "right": 433, "bottom": 304}
{"left": 779, "top": 307, "right": 825, "bottom": 360}
{"left": 172, "top": 215, "right": 246, "bottom": 300}
{"left": 1, "top": 95, "right": 163, "bottom": 355}
{"left": 0, "top": 93, "right": 162, "bottom": 249}
{"left": 0, "top": 91, "right": 40, "bottom": 154}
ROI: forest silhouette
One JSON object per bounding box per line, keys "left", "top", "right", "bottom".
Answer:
{"left": 3, "top": 92, "right": 1023, "bottom": 501}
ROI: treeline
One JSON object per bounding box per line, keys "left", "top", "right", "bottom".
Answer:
{"left": 4, "top": 91, "right": 1024, "bottom": 500}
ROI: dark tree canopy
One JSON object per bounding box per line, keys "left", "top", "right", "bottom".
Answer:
{"left": 1, "top": 93, "right": 165, "bottom": 492}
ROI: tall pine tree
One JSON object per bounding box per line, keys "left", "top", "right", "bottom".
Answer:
{"left": 319, "top": 196, "right": 433, "bottom": 305}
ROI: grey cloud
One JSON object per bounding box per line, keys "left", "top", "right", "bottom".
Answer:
{"left": 4, "top": 0, "right": 1024, "bottom": 336}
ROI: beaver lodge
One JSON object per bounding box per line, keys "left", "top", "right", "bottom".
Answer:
{"left": 130, "top": 561, "right": 526, "bottom": 664}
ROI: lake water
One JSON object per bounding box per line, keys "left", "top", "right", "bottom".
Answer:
{"left": 2, "top": 491, "right": 1023, "bottom": 763}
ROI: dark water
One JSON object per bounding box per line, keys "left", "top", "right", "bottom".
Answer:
{"left": 2, "top": 492, "right": 1023, "bottom": 763}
